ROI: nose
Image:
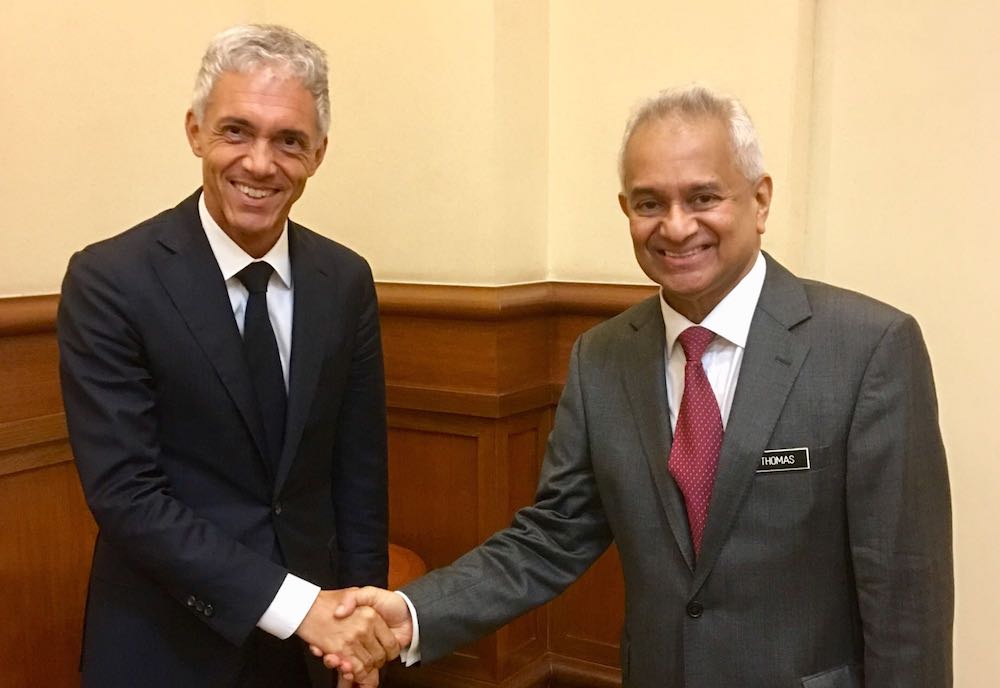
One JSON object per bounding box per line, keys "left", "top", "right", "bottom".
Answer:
{"left": 243, "top": 139, "right": 276, "bottom": 177}
{"left": 658, "top": 202, "right": 697, "bottom": 242}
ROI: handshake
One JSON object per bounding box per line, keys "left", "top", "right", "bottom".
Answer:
{"left": 295, "top": 586, "right": 412, "bottom": 687}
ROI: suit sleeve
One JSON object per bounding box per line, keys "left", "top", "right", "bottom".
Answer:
{"left": 402, "top": 337, "right": 613, "bottom": 661}
{"left": 846, "top": 313, "right": 953, "bottom": 685}
{"left": 330, "top": 264, "right": 389, "bottom": 588}
{"left": 58, "top": 249, "right": 287, "bottom": 646}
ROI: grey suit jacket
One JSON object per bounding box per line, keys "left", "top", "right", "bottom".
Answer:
{"left": 403, "top": 254, "right": 953, "bottom": 688}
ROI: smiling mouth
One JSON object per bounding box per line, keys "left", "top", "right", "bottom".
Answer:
{"left": 657, "top": 246, "right": 710, "bottom": 258}
{"left": 232, "top": 182, "right": 277, "bottom": 200}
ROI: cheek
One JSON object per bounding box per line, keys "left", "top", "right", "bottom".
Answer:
{"left": 629, "top": 218, "right": 655, "bottom": 245}
{"left": 204, "top": 150, "right": 240, "bottom": 175}
{"left": 283, "top": 160, "right": 313, "bottom": 185}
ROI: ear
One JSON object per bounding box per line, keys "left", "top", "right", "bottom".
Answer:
{"left": 753, "top": 174, "right": 773, "bottom": 234}
{"left": 618, "top": 193, "right": 630, "bottom": 217}
{"left": 308, "top": 135, "right": 328, "bottom": 176}
{"left": 185, "top": 110, "right": 204, "bottom": 157}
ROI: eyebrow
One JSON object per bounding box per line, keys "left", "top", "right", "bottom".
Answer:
{"left": 216, "top": 117, "right": 254, "bottom": 130}
{"left": 627, "top": 180, "right": 724, "bottom": 198}
{"left": 688, "top": 181, "right": 723, "bottom": 193}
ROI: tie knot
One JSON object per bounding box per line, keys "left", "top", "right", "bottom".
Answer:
{"left": 236, "top": 261, "right": 275, "bottom": 294}
{"left": 677, "top": 326, "right": 715, "bottom": 362}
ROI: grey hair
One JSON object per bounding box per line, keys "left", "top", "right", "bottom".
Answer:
{"left": 618, "top": 84, "right": 765, "bottom": 186}
{"left": 191, "top": 24, "right": 330, "bottom": 136}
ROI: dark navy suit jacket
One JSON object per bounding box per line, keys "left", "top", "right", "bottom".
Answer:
{"left": 58, "top": 191, "right": 388, "bottom": 687}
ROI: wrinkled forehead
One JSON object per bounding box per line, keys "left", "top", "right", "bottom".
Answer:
{"left": 207, "top": 67, "right": 320, "bottom": 130}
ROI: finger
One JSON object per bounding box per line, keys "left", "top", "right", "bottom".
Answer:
{"left": 333, "top": 587, "right": 360, "bottom": 618}
{"left": 341, "top": 643, "right": 374, "bottom": 676}
{"left": 358, "top": 671, "right": 381, "bottom": 687}
{"left": 355, "top": 610, "right": 388, "bottom": 668}
{"left": 309, "top": 644, "right": 325, "bottom": 658}
{"left": 372, "top": 615, "right": 401, "bottom": 660}
{"left": 335, "top": 674, "right": 353, "bottom": 688}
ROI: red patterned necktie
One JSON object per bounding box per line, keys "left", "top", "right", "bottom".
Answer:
{"left": 668, "top": 326, "right": 723, "bottom": 557}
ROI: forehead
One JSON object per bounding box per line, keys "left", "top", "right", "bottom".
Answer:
{"left": 622, "top": 114, "right": 739, "bottom": 189}
{"left": 205, "top": 68, "right": 319, "bottom": 133}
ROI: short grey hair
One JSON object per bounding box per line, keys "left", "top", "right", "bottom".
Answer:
{"left": 191, "top": 24, "right": 330, "bottom": 136}
{"left": 618, "top": 84, "right": 765, "bottom": 186}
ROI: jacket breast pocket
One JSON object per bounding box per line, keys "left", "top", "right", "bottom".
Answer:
{"left": 801, "top": 663, "right": 862, "bottom": 688}
{"left": 747, "top": 445, "right": 841, "bottom": 532}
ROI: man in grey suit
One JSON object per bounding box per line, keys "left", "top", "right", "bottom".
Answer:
{"left": 328, "top": 85, "right": 954, "bottom": 687}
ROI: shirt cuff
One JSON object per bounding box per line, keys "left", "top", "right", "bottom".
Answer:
{"left": 256, "top": 574, "right": 321, "bottom": 639}
{"left": 394, "top": 590, "right": 421, "bottom": 666}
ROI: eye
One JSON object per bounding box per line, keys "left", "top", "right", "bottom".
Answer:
{"left": 634, "top": 199, "right": 662, "bottom": 214}
{"left": 220, "top": 124, "right": 247, "bottom": 142}
{"left": 690, "top": 193, "right": 720, "bottom": 209}
{"left": 278, "top": 135, "right": 305, "bottom": 152}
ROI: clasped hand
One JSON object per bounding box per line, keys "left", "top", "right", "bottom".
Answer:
{"left": 297, "top": 587, "right": 413, "bottom": 687}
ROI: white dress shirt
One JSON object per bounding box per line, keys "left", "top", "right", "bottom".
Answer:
{"left": 399, "top": 252, "right": 767, "bottom": 664}
{"left": 198, "top": 194, "right": 319, "bottom": 640}
{"left": 660, "top": 251, "right": 766, "bottom": 427}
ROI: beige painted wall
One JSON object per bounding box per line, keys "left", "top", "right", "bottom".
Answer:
{"left": 2, "top": 0, "right": 996, "bottom": 682}
{"left": 546, "top": 0, "right": 816, "bottom": 283}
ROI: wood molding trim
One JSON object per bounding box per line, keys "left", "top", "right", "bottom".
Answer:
{"left": 0, "top": 282, "right": 650, "bottom": 474}
{"left": 386, "top": 382, "right": 562, "bottom": 419}
{"left": 0, "top": 282, "right": 656, "bottom": 330}
{"left": 0, "top": 294, "right": 59, "bottom": 336}
{"left": 377, "top": 282, "right": 656, "bottom": 320}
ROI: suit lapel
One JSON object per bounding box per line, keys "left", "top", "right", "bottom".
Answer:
{"left": 273, "top": 225, "right": 334, "bottom": 494}
{"left": 150, "top": 192, "right": 272, "bottom": 473}
{"left": 621, "top": 297, "right": 697, "bottom": 571}
{"left": 692, "top": 255, "right": 812, "bottom": 588}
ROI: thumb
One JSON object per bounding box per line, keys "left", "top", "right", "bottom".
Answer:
{"left": 333, "top": 585, "right": 381, "bottom": 618}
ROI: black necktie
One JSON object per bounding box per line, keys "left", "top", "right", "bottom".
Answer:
{"left": 235, "top": 261, "right": 286, "bottom": 469}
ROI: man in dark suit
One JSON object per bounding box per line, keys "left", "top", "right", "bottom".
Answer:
{"left": 58, "top": 24, "right": 396, "bottom": 687}
{"left": 329, "top": 85, "right": 954, "bottom": 687}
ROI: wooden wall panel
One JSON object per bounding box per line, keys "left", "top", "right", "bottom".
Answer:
{"left": 0, "top": 463, "right": 95, "bottom": 688}
{"left": 377, "top": 283, "right": 655, "bottom": 687}
{"left": 0, "top": 283, "right": 655, "bottom": 688}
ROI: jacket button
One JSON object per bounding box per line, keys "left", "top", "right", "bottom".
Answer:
{"left": 686, "top": 601, "right": 704, "bottom": 618}
{"left": 273, "top": 502, "right": 283, "bottom": 516}
{"left": 204, "top": 604, "right": 214, "bottom": 617}
{"left": 195, "top": 600, "right": 206, "bottom": 613}
{"left": 186, "top": 595, "right": 197, "bottom": 608}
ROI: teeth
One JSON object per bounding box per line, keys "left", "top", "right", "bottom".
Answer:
{"left": 235, "top": 183, "right": 272, "bottom": 199}
{"left": 661, "top": 247, "right": 705, "bottom": 258}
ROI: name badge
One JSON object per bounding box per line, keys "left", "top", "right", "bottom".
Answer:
{"left": 757, "top": 447, "right": 810, "bottom": 473}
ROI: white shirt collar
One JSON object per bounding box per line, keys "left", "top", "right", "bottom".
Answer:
{"left": 198, "top": 192, "right": 292, "bottom": 288}
{"left": 659, "top": 251, "right": 767, "bottom": 351}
